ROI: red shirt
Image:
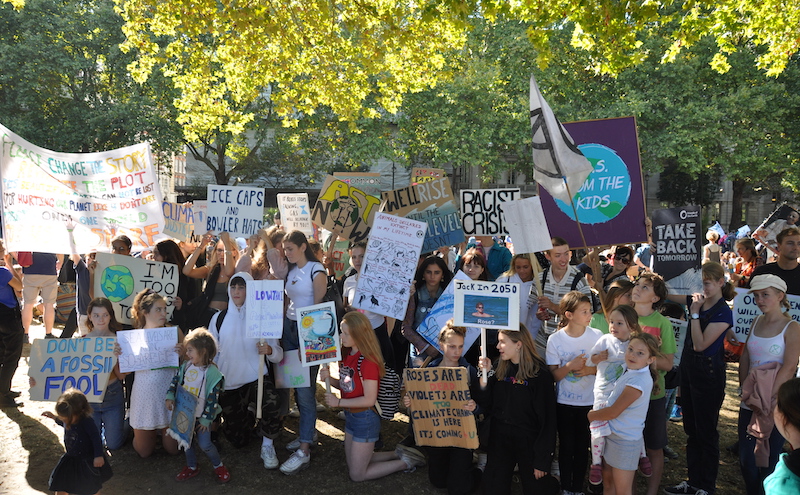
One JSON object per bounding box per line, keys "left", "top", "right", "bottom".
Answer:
{"left": 340, "top": 351, "right": 380, "bottom": 400}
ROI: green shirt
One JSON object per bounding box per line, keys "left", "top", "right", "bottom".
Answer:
{"left": 590, "top": 313, "right": 609, "bottom": 334}
{"left": 637, "top": 310, "right": 676, "bottom": 400}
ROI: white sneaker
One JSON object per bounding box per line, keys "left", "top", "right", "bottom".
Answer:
{"left": 279, "top": 449, "right": 310, "bottom": 475}
{"left": 288, "top": 406, "right": 300, "bottom": 418}
{"left": 260, "top": 444, "right": 278, "bottom": 469}
{"left": 285, "top": 432, "right": 318, "bottom": 451}
{"left": 396, "top": 444, "right": 426, "bottom": 471}
{"left": 315, "top": 401, "right": 325, "bottom": 412}
{"left": 476, "top": 452, "right": 488, "bottom": 472}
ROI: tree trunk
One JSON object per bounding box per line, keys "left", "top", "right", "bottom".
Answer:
{"left": 728, "top": 178, "right": 746, "bottom": 231}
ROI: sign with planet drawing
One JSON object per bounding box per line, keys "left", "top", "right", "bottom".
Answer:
{"left": 296, "top": 301, "right": 341, "bottom": 367}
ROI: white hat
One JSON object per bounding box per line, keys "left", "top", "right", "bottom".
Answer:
{"left": 748, "top": 274, "right": 787, "bottom": 293}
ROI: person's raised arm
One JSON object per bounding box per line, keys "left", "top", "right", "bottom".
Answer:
{"left": 218, "top": 231, "right": 236, "bottom": 279}
{"left": 184, "top": 232, "right": 212, "bottom": 278}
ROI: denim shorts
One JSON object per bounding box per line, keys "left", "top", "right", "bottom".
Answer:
{"left": 345, "top": 408, "right": 381, "bottom": 443}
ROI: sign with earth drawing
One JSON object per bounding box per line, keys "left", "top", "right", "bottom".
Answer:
{"left": 94, "top": 253, "right": 180, "bottom": 326}
{"left": 311, "top": 175, "right": 382, "bottom": 243}
{"left": 539, "top": 116, "right": 648, "bottom": 248}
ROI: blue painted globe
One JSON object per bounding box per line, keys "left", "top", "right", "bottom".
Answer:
{"left": 101, "top": 266, "right": 134, "bottom": 302}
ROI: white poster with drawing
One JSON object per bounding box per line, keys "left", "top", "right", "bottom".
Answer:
{"left": 277, "top": 193, "right": 313, "bottom": 236}
{"left": 352, "top": 213, "right": 427, "bottom": 320}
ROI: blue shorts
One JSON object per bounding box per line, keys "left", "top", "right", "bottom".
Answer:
{"left": 345, "top": 409, "right": 381, "bottom": 443}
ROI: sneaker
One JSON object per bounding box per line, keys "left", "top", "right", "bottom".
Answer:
{"left": 664, "top": 481, "right": 699, "bottom": 495}
{"left": 214, "top": 465, "right": 231, "bottom": 483}
{"left": 285, "top": 432, "right": 318, "bottom": 451}
{"left": 316, "top": 401, "right": 325, "bottom": 412}
{"left": 396, "top": 444, "right": 426, "bottom": 471}
{"left": 589, "top": 463, "right": 603, "bottom": 485}
{"left": 44, "top": 333, "right": 56, "bottom": 339}
{"left": 664, "top": 445, "right": 679, "bottom": 460}
{"left": 669, "top": 405, "right": 683, "bottom": 422}
{"left": 175, "top": 466, "right": 200, "bottom": 481}
{"left": 288, "top": 406, "right": 300, "bottom": 418}
{"left": 475, "top": 452, "right": 488, "bottom": 472}
{"left": 638, "top": 456, "right": 653, "bottom": 477}
{"left": 551, "top": 460, "right": 560, "bottom": 479}
{"left": 261, "top": 444, "right": 279, "bottom": 469}
{"left": 279, "top": 449, "right": 310, "bottom": 475}
{"left": 337, "top": 410, "right": 346, "bottom": 420}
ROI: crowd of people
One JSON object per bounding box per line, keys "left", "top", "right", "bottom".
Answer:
{"left": 1, "top": 216, "right": 800, "bottom": 495}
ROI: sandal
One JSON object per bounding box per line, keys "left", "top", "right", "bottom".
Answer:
{"left": 176, "top": 466, "right": 200, "bottom": 481}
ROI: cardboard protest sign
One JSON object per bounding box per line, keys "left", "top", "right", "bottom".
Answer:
{"left": 189, "top": 200, "right": 207, "bottom": 243}
{"left": 311, "top": 175, "right": 382, "bottom": 243}
{"left": 0, "top": 123, "right": 166, "bottom": 253}
{"left": 116, "top": 327, "right": 179, "bottom": 373}
{"left": 381, "top": 178, "right": 464, "bottom": 254}
{"left": 732, "top": 288, "right": 800, "bottom": 341}
{"left": 29, "top": 337, "right": 117, "bottom": 402}
{"left": 454, "top": 280, "right": 521, "bottom": 330}
{"left": 501, "top": 196, "right": 553, "bottom": 254}
{"left": 206, "top": 185, "right": 265, "bottom": 237}
{"left": 353, "top": 213, "right": 427, "bottom": 320}
{"left": 167, "top": 385, "right": 197, "bottom": 451}
{"left": 460, "top": 188, "right": 521, "bottom": 236}
{"left": 277, "top": 193, "right": 313, "bottom": 236}
{"left": 273, "top": 350, "right": 311, "bottom": 389}
{"left": 404, "top": 367, "right": 479, "bottom": 449}
{"left": 411, "top": 167, "right": 446, "bottom": 185}
{"left": 297, "top": 301, "right": 341, "bottom": 367}
{"left": 754, "top": 203, "right": 800, "bottom": 250}
{"left": 669, "top": 317, "right": 689, "bottom": 366}
{"left": 652, "top": 206, "right": 702, "bottom": 295}
{"left": 161, "top": 201, "right": 194, "bottom": 242}
{"left": 333, "top": 171, "right": 383, "bottom": 198}
{"left": 94, "top": 253, "right": 179, "bottom": 325}
{"left": 246, "top": 280, "right": 284, "bottom": 339}
{"left": 418, "top": 271, "right": 481, "bottom": 354}
{"left": 539, "top": 117, "right": 648, "bottom": 248}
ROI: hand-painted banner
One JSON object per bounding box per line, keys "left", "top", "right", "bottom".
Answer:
{"left": 538, "top": 117, "right": 648, "bottom": 248}
{"left": 167, "top": 385, "right": 197, "bottom": 451}
{"left": 418, "top": 271, "right": 480, "bottom": 354}
{"left": 189, "top": 200, "right": 207, "bottom": 243}
{"left": 29, "top": 337, "right": 117, "bottom": 402}
{"left": 297, "top": 301, "right": 341, "bottom": 367}
{"left": 333, "top": 172, "right": 383, "bottom": 198}
{"left": 732, "top": 288, "right": 800, "bottom": 341}
{"left": 404, "top": 367, "right": 479, "bottom": 449}
{"left": 311, "top": 175, "right": 382, "bottom": 243}
{"left": 411, "top": 168, "right": 446, "bottom": 185}
{"left": 353, "top": 213, "right": 427, "bottom": 320}
{"left": 161, "top": 201, "right": 194, "bottom": 242}
{"left": 94, "top": 253, "right": 179, "bottom": 325}
{"left": 116, "top": 326, "right": 179, "bottom": 372}
{"left": 381, "top": 178, "right": 464, "bottom": 254}
{"left": 0, "top": 123, "right": 165, "bottom": 252}
{"left": 501, "top": 196, "right": 553, "bottom": 254}
{"left": 652, "top": 205, "right": 702, "bottom": 295}
{"left": 247, "top": 280, "right": 284, "bottom": 339}
{"left": 206, "top": 185, "right": 265, "bottom": 237}
{"left": 277, "top": 193, "right": 313, "bottom": 236}
{"left": 454, "top": 280, "right": 521, "bottom": 330}
{"left": 460, "top": 188, "right": 520, "bottom": 236}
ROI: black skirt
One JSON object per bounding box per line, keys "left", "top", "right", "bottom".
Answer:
{"left": 49, "top": 454, "right": 112, "bottom": 495}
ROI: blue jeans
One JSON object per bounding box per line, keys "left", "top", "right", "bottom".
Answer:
{"left": 738, "top": 408, "right": 785, "bottom": 495}
{"left": 344, "top": 408, "right": 381, "bottom": 443}
{"left": 90, "top": 379, "right": 126, "bottom": 450}
{"left": 283, "top": 317, "right": 319, "bottom": 445}
{"left": 185, "top": 423, "right": 222, "bottom": 468}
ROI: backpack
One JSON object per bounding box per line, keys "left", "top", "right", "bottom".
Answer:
{"left": 357, "top": 355, "right": 401, "bottom": 420}
{"left": 541, "top": 268, "right": 601, "bottom": 314}
{"left": 311, "top": 266, "right": 345, "bottom": 323}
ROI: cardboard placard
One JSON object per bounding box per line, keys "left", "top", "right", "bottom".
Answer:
{"left": 652, "top": 205, "right": 702, "bottom": 295}
{"left": 404, "top": 367, "right": 479, "bottom": 449}
{"left": 352, "top": 213, "right": 427, "bottom": 320}
{"left": 161, "top": 201, "right": 194, "bottom": 242}
{"left": 460, "top": 188, "right": 521, "bottom": 236}
{"left": 206, "top": 184, "right": 265, "bottom": 237}
{"left": 417, "top": 271, "right": 480, "bottom": 354}
{"left": 246, "top": 280, "right": 284, "bottom": 339}
{"left": 732, "top": 288, "right": 800, "bottom": 342}
{"left": 94, "top": 253, "right": 179, "bottom": 325}
{"left": 669, "top": 317, "right": 688, "bottom": 366}
{"left": 333, "top": 172, "right": 383, "bottom": 198}
{"left": 273, "top": 350, "right": 311, "bottom": 389}
{"left": 167, "top": 385, "right": 197, "bottom": 451}
{"left": 116, "top": 327, "right": 179, "bottom": 373}
{"left": 411, "top": 167, "right": 446, "bottom": 185}
{"left": 454, "top": 280, "right": 521, "bottom": 330}
{"left": 29, "top": 337, "right": 117, "bottom": 402}
{"left": 277, "top": 193, "right": 313, "bottom": 236}
{"left": 311, "top": 175, "right": 382, "bottom": 243}
{"left": 297, "top": 301, "right": 342, "bottom": 367}
{"left": 189, "top": 200, "right": 207, "bottom": 243}
{"left": 501, "top": 196, "right": 553, "bottom": 254}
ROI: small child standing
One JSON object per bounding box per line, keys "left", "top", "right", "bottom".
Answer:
{"left": 546, "top": 291, "right": 604, "bottom": 495}
{"left": 166, "top": 328, "right": 230, "bottom": 483}
{"left": 44, "top": 388, "right": 113, "bottom": 495}
{"left": 586, "top": 305, "right": 650, "bottom": 485}
{"left": 587, "top": 334, "right": 660, "bottom": 495}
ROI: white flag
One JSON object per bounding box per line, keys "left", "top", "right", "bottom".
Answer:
{"left": 530, "top": 75, "right": 594, "bottom": 204}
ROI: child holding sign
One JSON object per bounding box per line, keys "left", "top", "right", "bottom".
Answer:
{"left": 321, "top": 312, "right": 426, "bottom": 481}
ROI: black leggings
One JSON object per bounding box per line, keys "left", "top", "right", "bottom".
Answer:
{"left": 556, "top": 403, "right": 592, "bottom": 493}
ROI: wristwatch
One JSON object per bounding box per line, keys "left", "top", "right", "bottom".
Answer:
{"left": 691, "top": 313, "right": 700, "bottom": 320}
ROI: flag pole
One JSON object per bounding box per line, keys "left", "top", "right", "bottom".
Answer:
{"left": 562, "top": 177, "right": 590, "bottom": 253}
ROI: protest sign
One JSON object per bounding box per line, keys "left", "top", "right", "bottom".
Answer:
{"left": 732, "top": 288, "right": 800, "bottom": 341}
{"left": 277, "top": 193, "right": 313, "bottom": 236}
{"left": 189, "top": 200, "right": 207, "bottom": 243}
{"left": 297, "top": 301, "right": 341, "bottom": 367}
{"left": 161, "top": 201, "right": 194, "bottom": 242}
{"left": 404, "top": 367, "right": 479, "bottom": 449}
{"left": 454, "top": 280, "right": 520, "bottom": 330}
{"left": 754, "top": 203, "right": 800, "bottom": 250}
{"left": 418, "top": 271, "right": 481, "bottom": 354}
{"left": 411, "top": 168, "right": 446, "bottom": 185}
{"left": 0, "top": 123, "right": 166, "bottom": 253}
{"left": 652, "top": 205, "right": 702, "bottom": 295}
{"left": 206, "top": 185, "right": 265, "bottom": 237}
{"left": 501, "top": 196, "right": 553, "bottom": 254}
{"left": 311, "top": 175, "right": 382, "bottom": 243}
{"left": 247, "top": 280, "right": 284, "bottom": 339}
{"left": 460, "top": 188, "right": 521, "bottom": 236}
{"left": 539, "top": 117, "right": 648, "bottom": 248}
{"left": 94, "top": 253, "right": 179, "bottom": 325}
{"left": 273, "top": 350, "right": 311, "bottom": 389}
{"left": 29, "top": 337, "right": 117, "bottom": 402}
{"left": 353, "top": 213, "right": 427, "bottom": 320}
{"left": 669, "top": 317, "right": 689, "bottom": 366}
{"left": 116, "top": 327, "right": 179, "bottom": 373}
{"left": 333, "top": 171, "right": 383, "bottom": 198}
{"left": 381, "top": 178, "right": 464, "bottom": 254}
{"left": 167, "top": 386, "right": 197, "bottom": 451}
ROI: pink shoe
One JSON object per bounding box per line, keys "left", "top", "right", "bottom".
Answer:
{"left": 214, "top": 465, "right": 231, "bottom": 483}
{"left": 638, "top": 456, "right": 653, "bottom": 477}
{"left": 589, "top": 463, "right": 603, "bottom": 485}
{"left": 175, "top": 466, "right": 199, "bottom": 481}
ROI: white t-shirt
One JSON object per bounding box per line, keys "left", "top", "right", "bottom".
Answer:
{"left": 607, "top": 366, "right": 654, "bottom": 441}
{"left": 183, "top": 364, "right": 207, "bottom": 418}
{"left": 343, "top": 274, "right": 385, "bottom": 329}
{"left": 587, "top": 334, "right": 630, "bottom": 407}
{"left": 546, "top": 326, "right": 603, "bottom": 406}
{"left": 285, "top": 261, "right": 324, "bottom": 320}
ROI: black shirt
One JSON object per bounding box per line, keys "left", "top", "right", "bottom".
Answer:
{"left": 751, "top": 263, "right": 800, "bottom": 296}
